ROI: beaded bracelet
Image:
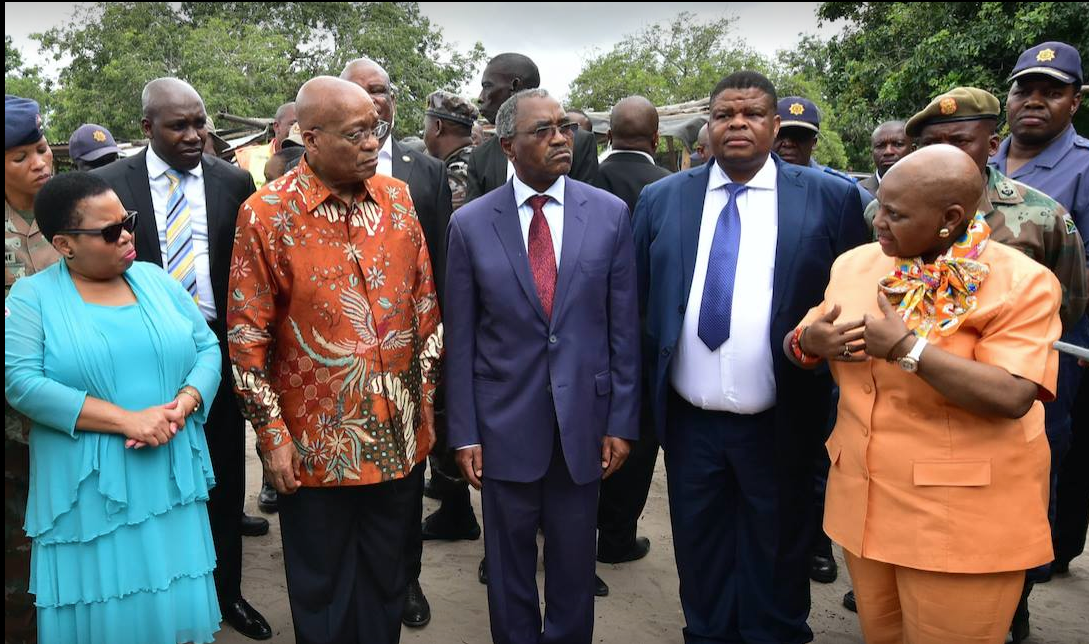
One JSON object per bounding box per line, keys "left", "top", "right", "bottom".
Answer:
{"left": 790, "top": 326, "right": 822, "bottom": 366}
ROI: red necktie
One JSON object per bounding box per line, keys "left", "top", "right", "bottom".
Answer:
{"left": 527, "top": 194, "right": 557, "bottom": 319}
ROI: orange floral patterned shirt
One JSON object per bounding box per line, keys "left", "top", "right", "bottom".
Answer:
{"left": 228, "top": 157, "right": 442, "bottom": 486}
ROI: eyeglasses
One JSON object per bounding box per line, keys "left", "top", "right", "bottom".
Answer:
{"left": 57, "top": 210, "right": 138, "bottom": 243}
{"left": 312, "top": 120, "right": 391, "bottom": 145}
{"left": 518, "top": 121, "right": 580, "bottom": 140}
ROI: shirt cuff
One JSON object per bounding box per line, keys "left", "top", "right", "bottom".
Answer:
{"left": 456, "top": 444, "right": 480, "bottom": 450}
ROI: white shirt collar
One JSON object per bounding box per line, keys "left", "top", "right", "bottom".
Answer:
{"left": 379, "top": 136, "right": 393, "bottom": 161}
{"left": 512, "top": 173, "right": 566, "bottom": 208}
{"left": 606, "top": 149, "right": 657, "bottom": 164}
{"left": 145, "top": 145, "right": 204, "bottom": 180}
{"left": 707, "top": 155, "right": 776, "bottom": 193}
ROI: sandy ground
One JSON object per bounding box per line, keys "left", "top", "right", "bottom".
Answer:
{"left": 220, "top": 431, "right": 1089, "bottom": 644}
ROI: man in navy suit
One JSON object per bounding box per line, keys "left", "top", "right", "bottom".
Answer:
{"left": 445, "top": 88, "right": 640, "bottom": 644}
{"left": 632, "top": 71, "right": 866, "bottom": 643}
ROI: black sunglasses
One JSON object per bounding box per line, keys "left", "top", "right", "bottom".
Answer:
{"left": 57, "top": 210, "right": 138, "bottom": 243}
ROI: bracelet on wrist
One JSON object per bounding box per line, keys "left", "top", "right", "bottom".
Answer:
{"left": 177, "top": 388, "right": 201, "bottom": 413}
{"left": 790, "top": 326, "right": 822, "bottom": 366}
{"left": 885, "top": 331, "right": 917, "bottom": 362}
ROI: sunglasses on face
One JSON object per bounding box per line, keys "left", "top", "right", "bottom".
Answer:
{"left": 57, "top": 210, "right": 138, "bottom": 243}
{"left": 519, "top": 121, "right": 580, "bottom": 141}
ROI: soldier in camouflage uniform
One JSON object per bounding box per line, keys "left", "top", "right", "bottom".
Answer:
{"left": 5, "top": 95, "right": 59, "bottom": 644}
{"left": 419, "top": 90, "right": 483, "bottom": 541}
{"left": 423, "top": 90, "right": 479, "bottom": 212}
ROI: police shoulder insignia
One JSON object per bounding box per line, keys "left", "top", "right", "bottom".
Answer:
{"left": 939, "top": 98, "right": 958, "bottom": 115}
{"left": 789, "top": 103, "right": 805, "bottom": 116}
{"left": 998, "top": 182, "right": 1016, "bottom": 198}
{"left": 1036, "top": 48, "right": 1056, "bottom": 63}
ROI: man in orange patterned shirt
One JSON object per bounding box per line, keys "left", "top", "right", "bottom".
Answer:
{"left": 227, "top": 76, "right": 442, "bottom": 644}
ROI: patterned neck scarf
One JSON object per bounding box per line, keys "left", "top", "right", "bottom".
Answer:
{"left": 878, "top": 211, "right": 991, "bottom": 341}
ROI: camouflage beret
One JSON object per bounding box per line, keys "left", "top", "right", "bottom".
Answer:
{"left": 425, "top": 90, "right": 479, "bottom": 128}
{"left": 905, "top": 87, "right": 1000, "bottom": 138}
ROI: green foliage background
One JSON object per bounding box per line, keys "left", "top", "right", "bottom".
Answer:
{"left": 5, "top": 2, "right": 1086, "bottom": 170}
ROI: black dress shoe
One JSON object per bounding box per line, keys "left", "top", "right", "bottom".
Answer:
{"left": 223, "top": 597, "right": 272, "bottom": 640}
{"left": 421, "top": 506, "right": 481, "bottom": 541}
{"left": 842, "top": 589, "right": 857, "bottom": 613}
{"left": 402, "top": 580, "right": 431, "bottom": 628}
{"left": 594, "top": 574, "right": 609, "bottom": 597}
{"left": 810, "top": 553, "right": 838, "bottom": 584}
{"left": 478, "top": 557, "right": 488, "bottom": 585}
{"left": 257, "top": 482, "right": 278, "bottom": 513}
{"left": 423, "top": 476, "right": 443, "bottom": 500}
{"left": 240, "top": 513, "right": 270, "bottom": 537}
{"left": 597, "top": 537, "right": 651, "bottom": 564}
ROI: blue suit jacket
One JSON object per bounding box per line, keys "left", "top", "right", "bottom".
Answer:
{"left": 633, "top": 156, "right": 867, "bottom": 454}
{"left": 445, "top": 178, "right": 641, "bottom": 485}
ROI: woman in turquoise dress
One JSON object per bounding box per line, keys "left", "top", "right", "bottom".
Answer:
{"left": 4, "top": 172, "right": 222, "bottom": 643}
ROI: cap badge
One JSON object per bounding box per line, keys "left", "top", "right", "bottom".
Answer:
{"left": 1036, "top": 48, "right": 1056, "bottom": 63}
{"left": 939, "top": 97, "right": 958, "bottom": 115}
{"left": 93, "top": 130, "right": 107, "bottom": 142}
{"left": 789, "top": 103, "right": 805, "bottom": 116}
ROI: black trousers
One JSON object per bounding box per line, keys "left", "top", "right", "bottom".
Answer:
{"left": 597, "top": 411, "right": 659, "bottom": 557}
{"left": 205, "top": 351, "right": 246, "bottom": 607}
{"left": 1054, "top": 368, "right": 1089, "bottom": 565}
{"left": 280, "top": 465, "right": 423, "bottom": 644}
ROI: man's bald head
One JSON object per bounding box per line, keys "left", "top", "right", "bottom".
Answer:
{"left": 140, "top": 77, "right": 207, "bottom": 171}
{"left": 294, "top": 76, "right": 381, "bottom": 193}
{"left": 695, "top": 123, "right": 712, "bottom": 162}
{"left": 340, "top": 57, "right": 395, "bottom": 139}
{"left": 609, "top": 96, "right": 659, "bottom": 155}
{"left": 341, "top": 57, "right": 391, "bottom": 86}
{"left": 885, "top": 144, "right": 981, "bottom": 212}
{"left": 296, "top": 76, "right": 375, "bottom": 131}
{"left": 486, "top": 53, "right": 540, "bottom": 88}
{"left": 141, "top": 77, "right": 204, "bottom": 120}
{"left": 870, "top": 120, "right": 910, "bottom": 176}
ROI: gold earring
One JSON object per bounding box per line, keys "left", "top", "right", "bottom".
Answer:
{"left": 938, "top": 228, "right": 950, "bottom": 238}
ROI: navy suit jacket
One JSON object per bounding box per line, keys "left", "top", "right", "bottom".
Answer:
{"left": 445, "top": 178, "right": 640, "bottom": 485}
{"left": 633, "top": 156, "right": 866, "bottom": 460}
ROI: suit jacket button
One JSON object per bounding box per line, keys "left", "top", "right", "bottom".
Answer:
{"left": 678, "top": 305, "right": 685, "bottom": 314}
{"left": 661, "top": 348, "right": 671, "bottom": 357}
{"left": 549, "top": 335, "right": 557, "bottom": 344}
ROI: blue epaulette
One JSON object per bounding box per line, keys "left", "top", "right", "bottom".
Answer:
{"left": 820, "top": 165, "right": 858, "bottom": 184}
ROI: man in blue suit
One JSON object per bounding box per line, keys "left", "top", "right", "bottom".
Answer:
{"left": 632, "top": 71, "right": 867, "bottom": 643}
{"left": 445, "top": 88, "right": 640, "bottom": 644}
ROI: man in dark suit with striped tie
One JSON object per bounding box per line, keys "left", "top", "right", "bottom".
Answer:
{"left": 94, "top": 77, "right": 271, "bottom": 640}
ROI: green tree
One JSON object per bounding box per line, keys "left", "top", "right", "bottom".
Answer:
{"left": 568, "top": 12, "right": 770, "bottom": 110}
{"left": 33, "top": 2, "right": 486, "bottom": 141}
{"left": 5, "top": 36, "right": 52, "bottom": 133}
{"left": 812, "top": 2, "right": 1089, "bottom": 168}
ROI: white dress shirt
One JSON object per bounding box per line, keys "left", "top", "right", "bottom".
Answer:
{"left": 599, "top": 149, "right": 656, "bottom": 164}
{"left": 145, "top": 147, "right": 217, "bottom": 321}
{"left": 512, "top": 173, "right": 565, "bottom": 264}
{"left": 671, "top": 156, "right": 779, "bottom": 414}
{"left": 377, "top": 136, "right": 394, "bottom": 178}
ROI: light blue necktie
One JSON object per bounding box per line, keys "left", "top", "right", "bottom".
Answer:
{"left": 697, "top": 182, "right": 747, "bottom": 351}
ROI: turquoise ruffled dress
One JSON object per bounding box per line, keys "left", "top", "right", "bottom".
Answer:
{"left": 4, "top": 261, "right": 223, "bottom": 644}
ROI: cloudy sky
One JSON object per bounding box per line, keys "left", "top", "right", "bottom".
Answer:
{"left": 5, "top": 2, "right": 845, "bottom": 99}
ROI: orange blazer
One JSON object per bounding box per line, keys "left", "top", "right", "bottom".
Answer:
{"left": 801, "top": 241, "right": 1061, "bottom": 574}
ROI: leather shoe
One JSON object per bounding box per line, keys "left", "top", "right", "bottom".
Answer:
{"left": 842, "top": 590, "right": 857, "bottom": 613}
{"left": 222, "top": 597, "right": 272, "bottom": 640}
{"left": 421, "top": 507, "right": 480, "bottom": 541}
{"left": 597, "top": 537, "right": 650, "bottom": 564}
{"left": 257, "top": 482, "right": 278, "bottom": 513}
{"left": 478, "top": 557, "right": 488, "bottom": 585}
{"left": 595, "top": 574, "right": 609, "bottom": 597}
{"left": 402, "top": 580, "right": 431, "bottom": 628}
{"left": 240, "top": 513, "right": 270, "bottom": 537}
{"left": 810, "top": 553, "right": 838, "bottom": 584}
